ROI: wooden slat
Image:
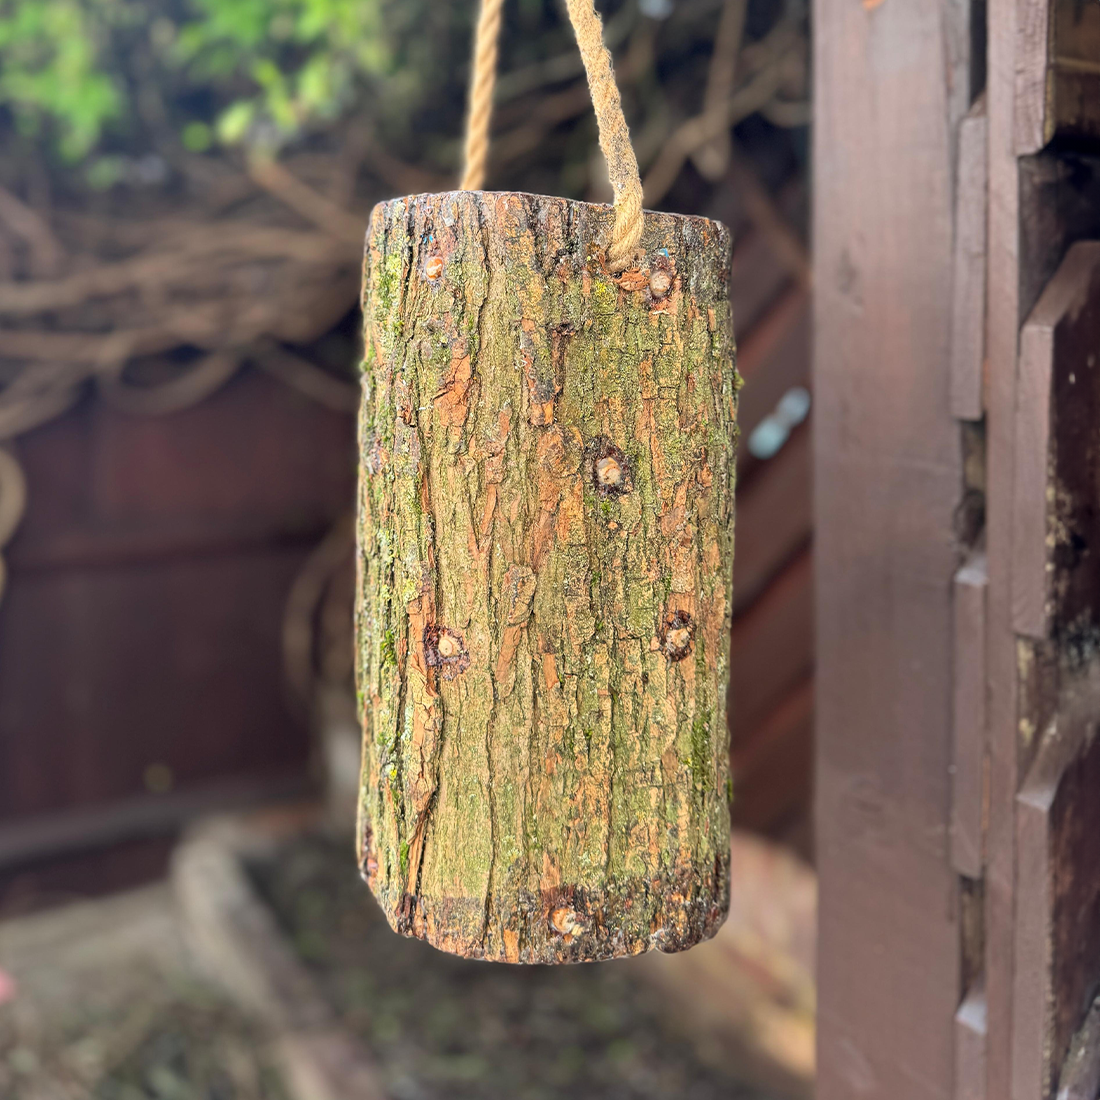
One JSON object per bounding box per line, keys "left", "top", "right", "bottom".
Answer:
{"left": 952, "top": 552, "right": 988, "bottom": 878}
{"left": 732, "top": 423, "right": 811, "bottom": 615}
{"left": 735, "top": 288, "right": 810, "bottom": 461}
{"left": 950, "top": 99, "right": 989, "bottom": 421}
{"left": 730, "top": 678, "right": 813, "bottom": 837}
{"left": 813, "top": 0, "right": 969, "bottom": 1095}
{"left": 7, "top": 368, "right": 355, "bottom": 572}
{"left": 985, "top": 0, "right": 1027, "bottom": 1091}
{"left": 1012, "top": 242, "right": 1100, "bottom": 640}
{"left": 1016, "top": 0, "right": 1053, "bottom": 154}
{"left": 1058, "top": 999, "right": 1100, "bottom": 1100}
{"left": 0, "top": 774, "right": 308, "bottom": 872}
{"left": 1012, "top": 714, "right": 1100, "bottom": 1100}
{"left": 0, "top": 548, "right": 313, "bottom": 823}
{"left": 729, "top": 550, "right": 813, "bottom": 743}
{"left": 955, "top": 984, "right": 989, "bottom": 1100}
{"left": 1049, "top": 1, "right": 1100, "bottom": 146}
{"left": 1017, "top": 0, "right": 1100, "bottom": 154}
{"left": 729, "top": 228, "right": 799, "bottom": 338}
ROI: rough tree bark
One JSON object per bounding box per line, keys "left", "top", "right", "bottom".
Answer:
{"left": 356, "top": 190, "right": 737, "bottom": 963}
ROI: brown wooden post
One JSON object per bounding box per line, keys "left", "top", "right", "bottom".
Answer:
{"left": 816, "top": 0, "right": 1100, "bottom": 1095}
{"left": 812, "top": 2, "right": 972, "bottom": 1096}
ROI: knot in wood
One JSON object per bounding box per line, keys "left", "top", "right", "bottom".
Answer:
{"left": 660, "top": 610, "right": 695, "bottom": 662}
{"left": 425, "top": 254, "right": 444, "bottom": 280}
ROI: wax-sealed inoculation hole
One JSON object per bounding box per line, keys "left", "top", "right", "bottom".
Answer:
{"left": 647, "top": 251, "right": 676, "bottom": 306}
{"left": 424, "top": 624, "right": 470, "bottom": 679}
{"left": 660, "top": 610, "right": 695, "bottom": 662}
{"left": 649, "top": 268, "right": 672, "bottom": 299}
{"left": 587, "top": 438, "right": 633, "bottom": 498}
{"left": 549, "top": 907, "right": 585, "bottom": 937}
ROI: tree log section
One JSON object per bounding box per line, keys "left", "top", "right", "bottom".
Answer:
{"left": 356, "top": 191, "right": 737, "bottom": 963}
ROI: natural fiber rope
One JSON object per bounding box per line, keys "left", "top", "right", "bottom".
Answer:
{"left": 460, "top": 0, "right": 505, "bottom": 191}
{"left": 459, "top": 0, "right": 644, "bottom": 271}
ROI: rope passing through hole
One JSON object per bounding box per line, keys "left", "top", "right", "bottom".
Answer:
{"left": 459, "top": 0, "right": 645, "bottom": 271}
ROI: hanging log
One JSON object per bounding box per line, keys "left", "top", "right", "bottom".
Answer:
{"left": 355, "top": 190, "right": 737, "bottom": 963}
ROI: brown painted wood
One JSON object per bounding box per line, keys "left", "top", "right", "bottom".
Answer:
{"left": 1049, "top": 0, "right": 1100, "bottom": 146}
{"left": 735, "top": 289, "right": 810, "bottom": 479}
{"left": 953, "top": 552, "right": 988, "bottom": 879}
{"left": 813, "top": 0, "right": 969, "bottom": 1095}
{"left": 950, "top": 98, "right": 989, "bottom": 421}
{"left": 1013, "top": 713, "right": 1100, "bottom": 1100}
{"left": 1017, "top": 0, "right": 1100, "bottom": 154}
{"left": 732, "top": 424, "right": 811, "bottom": 616}
{"left": 0, "top": 368, "right": 355, "bottom": 837}
{"left": 8, "top": 368, "right": 355, "bottom": 572}
{"left": 729, "top": 228, "right": 799, "bottom": 337}
{"left": 729, "top": 550, "right": 812, "bottom": 744}
{"left": 1012, "top": 242, "right": 1100, "bottom": 640}
{"left": 1016, "top": 0, "right": 1054, "bottom": 154}
{"left": 1019, "top": 153, "right": 1100, "bottom": 324}
{"left": 1007, "top": 242, "right": 1100, "bottom": 1100}
{"left": 0, "top": 549, "right": 313, "bottom": 822}
{"left": 985, "top": 0, "right": 1028, "bottom": 1091}
{"left": 955, "top": 985, "right": 989, "bottom": 1100}
{"left": 730, "top": 678, "right": 813, "bottom": 838}
{"left": 1058, "top": 998, "right": 1100, "bottom": 1100}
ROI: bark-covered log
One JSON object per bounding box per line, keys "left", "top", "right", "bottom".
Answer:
{"left": 356, "top": 190, "right": 738, "bottom": 963}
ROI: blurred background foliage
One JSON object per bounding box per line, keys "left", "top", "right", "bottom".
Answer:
{"left": 0, "top": 0, "right": 808, "bottom": 203}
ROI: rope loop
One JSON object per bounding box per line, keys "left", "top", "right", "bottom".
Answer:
{"left": 460, "top": 0, "right": 644, "bottom": 271}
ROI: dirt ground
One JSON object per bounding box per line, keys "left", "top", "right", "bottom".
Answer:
{"left": 0, "top": 829, "right": 796, "bottom": 1100}
{"left": 249, "top": 832, "right": 778, "bottom": 1100}
{"left": 0, "top": 885, "right": 288, "bottom": 1100}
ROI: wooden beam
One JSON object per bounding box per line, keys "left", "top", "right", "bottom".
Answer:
{"left": 955, "top": 984, "right": 989, "bottom": 1100}
{"left": 813, "top": 0, "right": 968, "bottom": 1095}
{"left": 950, "top": 98, "right": 989, "bottom": 421}
{"left": 952, "top": 552, "right": 988, "bottom": 879}
{"left": 985, "top": 0, "right": 1027, "bottom": 1091}
{"left": 1016, "top": 0, "right": 1100, "bottom": 154}
{"left": 1012, "top": 713, "right": 1100, "bottom": 1100}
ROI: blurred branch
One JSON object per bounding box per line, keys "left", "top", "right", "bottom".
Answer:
{"left": 640, "top": 10, "right": 806, "bottom": 204}
{"left": 642, "top": 56, "right": 788, "bottom": 206}
{"left": 0, "top": 185, "right": 66, "bottom": 277}
{"left": 492, "top": 19, "right": 657, "bottom": 173}
{"left": 254, "top": 339, "right": 359, "bottom": 413}
{"left": 725, "top": 149, "right": 811, "bottom": 288}
{"left": 248, "top": 156, "right": 365, "bottom": 241}
{"left": 760, "top": 99, "right": 812, "bottom": 127}
{"left": 693, "top": 0, "right": 749, "bottom": 181}
{"left": 493, "top": 2, "right": 638, "bottom": 103}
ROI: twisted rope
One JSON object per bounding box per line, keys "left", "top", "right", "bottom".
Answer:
{"left": 460, "top": 0, "right": 644, "bottom": 271}
{"left": 563, "top": 0, "right": 644, "bottom": 270}
{"left": 460, "top": 0, "right": 505, "bottom": 191}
